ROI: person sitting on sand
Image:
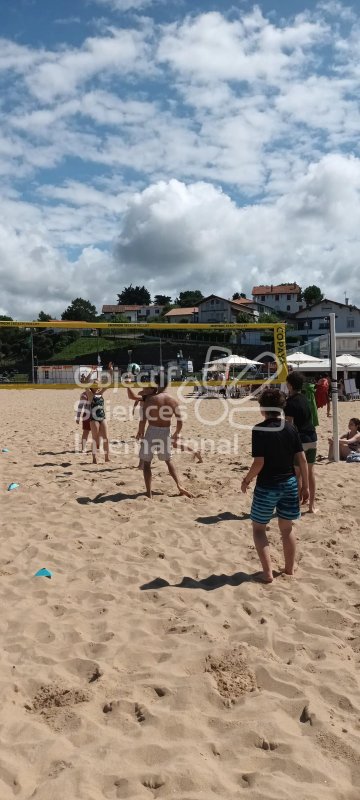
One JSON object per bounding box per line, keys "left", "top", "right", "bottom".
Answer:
{"left": 328, "top": 417, "right": 360, "bottom": 461}
{"left": 136, "top": 374, "right": 193, "bottom": 498}
{"left": 85, "top": 365, "right": 114, "bottom": 464}
{"left": 241, "top": 388, "right": 309, "bottom": 584}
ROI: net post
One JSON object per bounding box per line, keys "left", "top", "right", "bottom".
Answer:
{"left": 273, "top": 323, "right": 288, "bottom": 382}
{"left": 329, "top": 313, "right": 339, "bottom": 462}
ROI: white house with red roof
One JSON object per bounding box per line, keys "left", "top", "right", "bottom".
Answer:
{"left": 102, "top": 304, "right": 164, "bottom": 322}
{"left": 252, "top": 283, "right": 301, "bottom": 315}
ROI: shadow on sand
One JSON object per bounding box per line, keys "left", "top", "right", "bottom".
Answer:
{"left": 140, "top": 570, "right": 276, "bottom": 592}
{"left": 196, "top": 511, "right": 251, "bottom": 524}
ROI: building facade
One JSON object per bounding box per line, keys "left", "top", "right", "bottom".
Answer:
{"left": 102, "top": 304, "right": 164, "bottom": 322}
{"left": 197, "top": 295, "right": 254, "bottom": 324}
{"left": 252, "top": 283, "right": 301, "bottom": 315}
{"left": 319, "top": 332, "right": 360, "bottom": 358}
{"left": 295, "top": 299, "right": 360, "bottom": 336}
{"left": 165, "top": 307, "right": 198, "bottom": 323}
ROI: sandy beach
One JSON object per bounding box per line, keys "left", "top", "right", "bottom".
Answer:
{"left": 0, "top": 388, "right": 359, "bottom": 800}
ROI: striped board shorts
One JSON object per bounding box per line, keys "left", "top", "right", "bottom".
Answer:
{"left": 250, "top": 476, "right": 300, "bottom": 524}
{"left": 139, "top": 425, "right": 172, "bottom": 463}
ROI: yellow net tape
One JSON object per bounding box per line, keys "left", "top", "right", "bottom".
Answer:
{"left": 0, "top": 321, "right": 288, "bottom": 387}
{"left": 0, "top": 320, "right": 282, "bottom": 331}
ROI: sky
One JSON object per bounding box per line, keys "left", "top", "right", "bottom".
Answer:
{"left": 1, "top": 0, "right": 360, "bottom": 318}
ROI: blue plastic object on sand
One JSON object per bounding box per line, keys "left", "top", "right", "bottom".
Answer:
{"left": 2, "top": 448, "right": 9, "bottom": 453}
{"left": 8, "top": 483, "right": 19, "bottom": 491}
{"left": 34, "top": 568, "right": 52, "bottom": 579}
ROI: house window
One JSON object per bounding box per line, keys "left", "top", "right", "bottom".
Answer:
{"left": 44, "top": 370, "right": 49, "bottom": 380}
{"left": 210, "top": 299, "right": 214, "bottom": 305}
{"left": 155, "top": 309, "right": 159, "bottom": 314}
{"left": 287, "top": 305, "right": 291, "bottom": 311}
{"left": 287, "top": 294, "right": 291, "bottom": 300}
{"left": 347, "top": 318, "right": 355, "bottom": 329}
{"left": 215, "top": 299, "right": 219, "bottom": 304}
{"left": 146, "top": 309, "right": 150, "bottom": 316}
{"left": 319, "top": 322, "right": 329, "bottom": 330}
{"left": 261, "top": 295, "right": 265, "bottom": 302}
{"left": 357, "top": 341, "right": 360, "bottom": 348}
{"left": 275, "top": 294, "right": 279, "bottom": 301}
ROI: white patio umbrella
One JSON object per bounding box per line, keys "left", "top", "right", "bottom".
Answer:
{"left": 336, "top": 354, "right": 360, "bottom": 368}
{"left": 286, "top": 351, "right": 322, "bottom": 365}
{"left": 205, "top": 354, "right": 262, "bottom": 366}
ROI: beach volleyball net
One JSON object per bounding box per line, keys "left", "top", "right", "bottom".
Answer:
{"left": 0, "top": 320, "right": 288, "bottom": 389}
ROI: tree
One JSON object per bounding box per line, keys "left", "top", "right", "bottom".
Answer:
{"left": 117, "top": 285, "right": 151, "bottom": 305}
{"left": 236, "top": 311, "right": 252, "bottom": 323}
{"left": 301, "top": 285, "right": 324, "bottom": 307}
{"left": 61, "top": 298, "right": 97, "bottom": 322}
{"left": 232, "top": 292, "right": 247, "bottom": 300}
{"left": 175, "top": 290, "right": 204, "bottom": 307}
{"left": 154, "top": 294, "right": 172, "bottom": 306}
{"left": 38, "top": 311, "right": 53, "bottom": 322}
{"left": 258, "top": 312, "right": 281, "bottom": 323}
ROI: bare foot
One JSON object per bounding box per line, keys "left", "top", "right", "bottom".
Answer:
{"left": 253, "top": 572, "right": 273, "bottom": 584}
{"left": 146, "top": 491, "right": 153, "bottom": 499}
{"left": 92, "top": 457, "right": 97, "bottom": 464}
{"left": 195, "top": 452, "right": 203, "bottom": 463}
{"left": 308, "top": 507, "right": 318, "bottom": 514}
{"left": 178, "top": 485, "right": 193, "bottom": 498}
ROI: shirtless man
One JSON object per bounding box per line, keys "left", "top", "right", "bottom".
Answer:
{"left": 137, "top": 375, "right": 192, "bottom": 498}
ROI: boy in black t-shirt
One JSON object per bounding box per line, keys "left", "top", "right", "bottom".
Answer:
{"left": 284, "top": 371, "right": 317, "bottom": 514}
{"left": 241, "top": 388, "right": 309, "bottom": 583}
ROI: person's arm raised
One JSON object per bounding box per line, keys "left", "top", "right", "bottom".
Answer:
{"left": 101, "top": 364, "right": 114, "bottom": 393}
{"left": 127, "top": 386, "right": 140, "bottom": 401}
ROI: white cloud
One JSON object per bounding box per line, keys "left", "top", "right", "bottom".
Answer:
{"left": 0, "top": 219, "right": 119, "bottom": 318}
{"left": 2, "top": 153, "right": 360, "bottom": 318}
{"left": 157, "top": 10, "right": 327, "bottom": 84}
{"left": 319, "top": 1, "right": 356, "bottom": 21}
{"left": 26, "top": 29, "right": 150, "bottom": 102}
{"left": 91, "top": 0, "right": 157, "bottom": 10}
{"left": 1, "top": 5, "right": 360, "bottom": 317}
{"left": 114, "top": 162, "right": 360, "bottom": 305}
{"left": 0, "top": 39, "right": 42, "bottom": 73}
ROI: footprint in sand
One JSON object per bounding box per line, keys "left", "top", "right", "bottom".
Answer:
{"left": 0, "top": 763, "right": 21, "bottom": 796}
{"left": 142, "top": 776, "right": 165, "bottom": 792}
{"left": 134, "top": 702, "right": 146, "bottom": 724}
{"left": 153, "top": 687, "right": 167, "bottom": 698}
